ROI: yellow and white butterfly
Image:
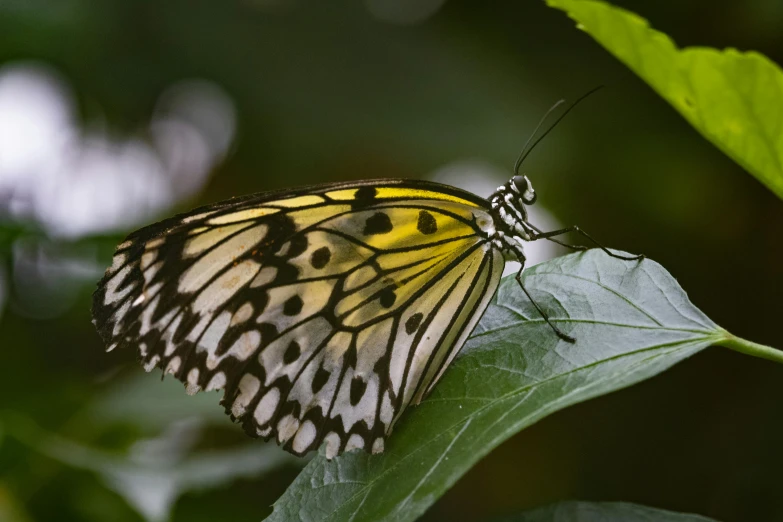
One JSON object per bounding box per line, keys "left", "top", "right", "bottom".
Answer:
{"left": 92, "top": 173, "right": 641, "bottom": 459}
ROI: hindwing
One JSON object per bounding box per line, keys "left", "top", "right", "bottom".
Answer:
{"left": 93, "top": 180, "right": 504, "bottom": 457}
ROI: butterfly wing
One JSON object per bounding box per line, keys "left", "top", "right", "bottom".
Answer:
{"left": 93, "top": 179, "right": 504, "bottom": 457}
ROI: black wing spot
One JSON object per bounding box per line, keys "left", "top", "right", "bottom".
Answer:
{"left": 352, "top": 186, "right": 378, "bottom": 208}
{"left": 275, "top": 263, "right": 299, "bottom": 284}
{"left": 310, "top": 246, "right": 331, "bottom": 269}
{"left": 417, "top": 210, "right": 438, "bottom": 235}
{"left": 284, "top": 340, "right": 301, "bottom": 364}
{"left": 283, "top": 295, "right": 303, "bottom": 316}
{"left": 405, "top": 312, "right": 424, "bottom": 335}
{"left": 378, "top": 286, "right": 396, "bottom": 308}
{"left": 259, "top": 322, "right": 279, "bottom": 342}
{"left": 312, "top": 367, "right": 330, "bottom": 393}
{"left": 363, "top": 212, "right": 393, "bottom": 235}
{"left": 350, "top": 377, "right": 367, "bottom": 406}
{"left": 287, "top": 235, "right": 309, "bottom": 258}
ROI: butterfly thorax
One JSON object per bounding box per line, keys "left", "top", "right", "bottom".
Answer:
{"left": 488, "top": 175, "right": 537, "bottom": 263}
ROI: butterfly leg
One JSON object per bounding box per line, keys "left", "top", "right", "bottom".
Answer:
{"left": 514, "top": 266, "right": 576, "bottom": 344}
{"left": 538, "top": 235, "right": 588, "bottom": 252}
{"left": 529, "top": 224, "right": 644, "bottom": 261}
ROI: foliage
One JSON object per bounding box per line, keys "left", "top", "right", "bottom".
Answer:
{"left": 500, "top": 500, "right": 718, "bottom": 521}
{"left": 548, "top": 0, "right": 783, "bottom": 200}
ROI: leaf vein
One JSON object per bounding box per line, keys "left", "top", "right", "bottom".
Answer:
{"left": 525, "top": 271, "right": 665, "bottom": 326}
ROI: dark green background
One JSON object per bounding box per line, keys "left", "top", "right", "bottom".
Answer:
{"left": 1, "top": 1, "right": 781, "bottom": 521}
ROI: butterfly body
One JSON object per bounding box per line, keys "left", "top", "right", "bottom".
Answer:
{"left": 93, "top": 175, "right": 550, "bottom": 458}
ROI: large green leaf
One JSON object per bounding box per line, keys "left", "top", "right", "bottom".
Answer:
{"left": 266, "top": 250, "right": 778, "bottom": 521}
{"left": 547, "top": 0, "right": 783, "bottom": 200}
{"left": 499, "top": 500, "right": 718, "bottom": 521}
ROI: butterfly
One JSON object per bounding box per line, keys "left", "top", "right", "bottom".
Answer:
{"left": 92, "top": 173, "right": 642, "bottom": 459}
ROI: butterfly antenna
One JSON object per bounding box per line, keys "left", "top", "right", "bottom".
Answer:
{"left": 513, "top": 85, "right": 605, "bottom": 175}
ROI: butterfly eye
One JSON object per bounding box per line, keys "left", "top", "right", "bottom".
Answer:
{"left": 513, "top": 175, "right": 536, "bottom": 205}
{"left": 512, "top": 175, "right": 528, "bottom": 192}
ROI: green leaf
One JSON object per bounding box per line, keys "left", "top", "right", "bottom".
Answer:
{"left": 498, "top": 500, "right": 719, "bottom": 521}
{"left": 547, "top": 0, "right": 783, "bottom": 200}
{"left": 267, "top": 250, "right": 773, "bottom": 522}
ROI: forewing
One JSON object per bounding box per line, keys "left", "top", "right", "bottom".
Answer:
{"left": 93, "top": 180, "right": 503, "bottom": 457}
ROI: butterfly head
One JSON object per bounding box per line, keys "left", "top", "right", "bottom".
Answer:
{"left": 490, "top": 174, "right": 537, "bottom": 215}
{"left": 512, "top": 175, "right": 537, "bottom": 205}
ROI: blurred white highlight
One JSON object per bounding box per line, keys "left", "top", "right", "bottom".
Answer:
{"left": 0, "top": 62, "right": 236, "bottom": 239}
{"left": 428, "top": 159, "right": 563, "bottom": 277}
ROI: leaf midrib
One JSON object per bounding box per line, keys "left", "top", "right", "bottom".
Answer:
{"left": 470, "top": 318, "right": 714, "bottom": 339}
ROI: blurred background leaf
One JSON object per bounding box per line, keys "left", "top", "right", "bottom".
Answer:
{"left": 1, "top": 1, "right": 782, "bottom": 521}
{"left": 498, "top": 500, "right": 719, "bottom": 521}
{"left": 2, "top": 412, "right": 298, "bottom": 522}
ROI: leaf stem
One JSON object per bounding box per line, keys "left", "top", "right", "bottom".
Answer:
{"left": 717, "top": 330, "right": 783, "bottom": 364}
